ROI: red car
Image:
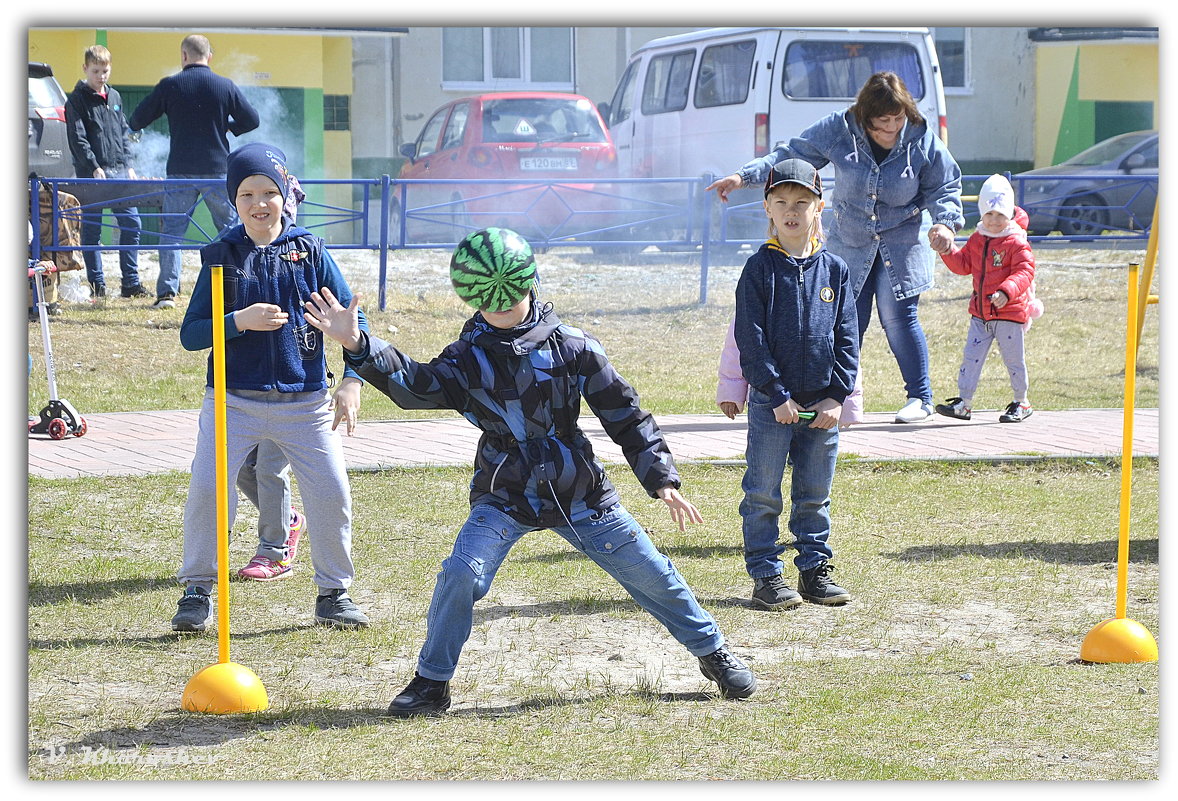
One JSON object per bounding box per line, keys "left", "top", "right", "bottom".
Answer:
{"left": 395, "top": 92, "right": 617, "bottom": 243}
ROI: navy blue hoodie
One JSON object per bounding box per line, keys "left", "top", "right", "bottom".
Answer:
{"left": 180, "top": 222, "right": 366, "bottom": 391}
{"left": 734, "top": 240, "right": 859, "bottom": 409}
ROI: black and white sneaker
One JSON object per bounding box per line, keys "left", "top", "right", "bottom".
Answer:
{"left": 935, "top": 397, "right": 972, "bottom": 420}
{"left": 171, "top": 586, "right": 213, "bottom": 632}
{"left": 698, "top": 646, "right": 757, "bottom": 699}
{"left": 999, "top": 401, "right": 1033, "bottom": 423}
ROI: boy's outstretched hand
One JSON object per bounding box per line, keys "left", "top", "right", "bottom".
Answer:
{"left": 657, "top": 486, "right": 704, "bottom": 532}
{"left": 304, "top": 287, "right": 362, "bottom": 353}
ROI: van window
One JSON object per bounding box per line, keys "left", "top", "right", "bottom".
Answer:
{"left": 782, "top": 41, "right": 925, "bottom": 100}
{"left": 609, "top": 60, "right": 640, "bottom": 127}
{"left": 695, "top": 40, "right": 756, "bottom": 108}
{"left": 641, "top": 50, "right": 695, "bottom": 115}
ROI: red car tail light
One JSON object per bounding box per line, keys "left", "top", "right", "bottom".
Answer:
{"left": 36, "top": 105, "right": 66, "bottom": 123}
{"left": 755, "top": 113, "right": 769, "bottom": 157}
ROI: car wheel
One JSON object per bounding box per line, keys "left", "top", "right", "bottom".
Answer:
{"left": 1058, "top": 195, "right": 1107, "bottom": 236}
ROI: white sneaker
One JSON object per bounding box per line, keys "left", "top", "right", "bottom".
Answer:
{"left": 895, "top": 398, "right": 934, "bottom": 423}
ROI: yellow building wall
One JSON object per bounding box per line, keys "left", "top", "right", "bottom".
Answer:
{"left": 28, "top": 29, "right": 328, "bottom": 89}
{"left": 1034, "top": 42, "right": 1158, "bottom": 167}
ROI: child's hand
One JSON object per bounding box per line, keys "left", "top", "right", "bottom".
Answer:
{"left": 773, "top": 398, "right": 803, "bottom": 424}
{"left": 234, "top": 303, "right": 288, "bottom": 332}
{"left": 719, "top": 401, "right": 741, "bottom": 420}
{"left": 989, "top": 290, "right": 1009, "bottom": 309}
{"left": 304, "top": 288, "right": 362, "bottom": 352}
{"left": 928, "top": 223, "right": 955, "bottom": 254}
{"left": 330, "top": 376, "right": 363, "bottom": 435}
{"left": 656, "top": 486, "right": 704, "bottom": 532}
{"left": 806, "top": 397, "right": 843, "bottom": 430}
{"left": 705, "top": 173, "right": 742, "bottom": 202}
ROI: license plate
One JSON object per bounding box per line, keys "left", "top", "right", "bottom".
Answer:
{"left": 520, "top": 156, "right": 577, "bottom": 171}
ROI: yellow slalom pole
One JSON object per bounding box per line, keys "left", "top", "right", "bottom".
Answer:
{"left": 211, "top": 265, "right": 232, "bottom": 663}
{"left": 182, "top": 265, "right": 270, "bottom": 713}
{"left": 1079, "top": 261, "right": 1157, "bottom": 663}
{"left": 1114, "top": 264, "right": 1138, "bottom": 621}
{"left": 1135, "top": 200, "right": 1159, "bottom": 353}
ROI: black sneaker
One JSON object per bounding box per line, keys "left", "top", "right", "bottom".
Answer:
{"left": 999, "top": 401, "right": 1033, "bottom": 423}
{"left": 935, "top": 397, "right": 972, "bottom": 420}
{"left": 751, "top": 573, "right": 802, "bottom": 610}
{"left": 121, "top": 284, "right": 149, "bottom": 298}
{"left": 698, "top": 646, "right": 757, "bottom": 699}
{"left": 314, "top": 588, "right": 370, "bottom": 628}
{"left": 152, "top": 293, "right": 177, "bottom": 309}
{"left": 798, "top": 562, "right": 851, "bottom": 605}
{"left": 387, "top": 672, "right": 451, "bottom": 717}
{"left": 171, "top": 586, "right": 213, "bottom": 632}
{"left": 90, "top": 282, "right": 107, "bottom": 298}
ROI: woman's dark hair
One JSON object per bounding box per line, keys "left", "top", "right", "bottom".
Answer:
{"left": 850, "top": 71, "right": 924, "bottom": 132}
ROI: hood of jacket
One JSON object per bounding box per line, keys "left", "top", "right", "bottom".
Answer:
{"left": 459, "top": 292, "right": 563, "bottom": 356}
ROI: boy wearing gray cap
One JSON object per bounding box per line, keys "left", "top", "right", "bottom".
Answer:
{"left": 734, "top": 159, "right": 860, "bottom": 610}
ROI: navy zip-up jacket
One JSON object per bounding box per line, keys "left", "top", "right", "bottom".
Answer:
{"left": 344, "top": 300, "right": 680, "bottom": 527}
{"left": 65, "top": 80, "right": 135, "bottom": 175}
{"left": 128, "top": 63, "right": 259, "bottom": 176}
{"left": 180, "top": 222, "right": 366, "bottom": 392}
{"left": 734, "top": 240, "right": 859, "bottom": 409}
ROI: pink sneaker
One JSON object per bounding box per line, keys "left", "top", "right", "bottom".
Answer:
{"left": 237, "top": 554, "right": 292, "bottom": 581}
{"left": 286, "top": 510, "right": 306, "bottom": 564}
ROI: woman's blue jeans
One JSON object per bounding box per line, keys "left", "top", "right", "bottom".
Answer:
{"left": 739, "top": 390, "right": 838, "bottom": 578}
{"left": 415, "top": 503, "right": 725, "bottom": 682}
{"left": 856, "top": 255, "right": 932, "bottom": 404}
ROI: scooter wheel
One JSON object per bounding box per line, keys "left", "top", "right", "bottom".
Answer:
{"left": 74, "top": 417, "right": 87, "bottom": 437}
{"left": 48, "top": 418, "right": 68, "bottom": 440}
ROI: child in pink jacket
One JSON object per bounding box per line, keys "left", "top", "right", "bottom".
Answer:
{"left": 934, "top": 174, "right": 1043, "bottom": 424}
{"left": 717, "top": 319, "right": 864, "bottom": 426}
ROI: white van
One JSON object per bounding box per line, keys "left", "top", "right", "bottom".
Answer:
{"left": 603, "top": 26, "right": 947, "bottom": 186}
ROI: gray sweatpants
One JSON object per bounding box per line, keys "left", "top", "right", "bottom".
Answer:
{"left": 956, "top": 316, "right": 1029, "bottom": 403}
{"left": 178, "top": 387, "right": 355, "bottom": 592}
{"left": 237, "top": 441, "right": 293, "bottom": 561}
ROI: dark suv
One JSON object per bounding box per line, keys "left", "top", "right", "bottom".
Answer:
{"left": 28, "top": 62, "right": 74, "bottom": 179}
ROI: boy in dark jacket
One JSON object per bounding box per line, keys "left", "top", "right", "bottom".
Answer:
{"left": 304, "top": 227, "right": 757, "bottom": 715}
{"left": 734, "top": 160, "right": 859, "bottom": 610}
{"left": 171, "top": 142, "right": 369, "bottom": 633}
{"left": 65, "top": 45, "right": 144, "bottom": 299}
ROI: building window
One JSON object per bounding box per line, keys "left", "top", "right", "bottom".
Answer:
{"left": 442, "top": 27, "right": 573, "bottom": 90}
{"left": 324, "top": 95, "right": 351, "bottom": 131}
{"left": 933, "top": 27, "right": 970, "bottom": 92}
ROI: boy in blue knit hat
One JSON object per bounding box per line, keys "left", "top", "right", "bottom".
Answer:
{"left": 171, "top": 142, "right": 370, "bottom": 632}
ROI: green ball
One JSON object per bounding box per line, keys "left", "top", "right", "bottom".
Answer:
{"left": 450, "top": 228, "right": 537, "bottom": 312}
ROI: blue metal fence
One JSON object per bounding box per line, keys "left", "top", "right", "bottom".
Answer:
{"left": 32, "top": 172, "right": 1156, "bottom": 308}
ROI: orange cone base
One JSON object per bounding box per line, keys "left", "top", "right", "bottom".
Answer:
{"left": 182, "top": 662, "right": 270, "bottom": 714}
{"left": 1080, "top": 617, "right": 1158, "bottom": 664}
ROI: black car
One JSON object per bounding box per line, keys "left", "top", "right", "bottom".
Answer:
{"left": 28, "top": 61, "right": 74, "bottom": 179}
{"left": 1015, "top": 130, "right": 1157, "bottom": 236}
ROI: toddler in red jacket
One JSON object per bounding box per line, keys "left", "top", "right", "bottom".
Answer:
{"left": 935, "top": 174, "right": 1042, "bottom": 423}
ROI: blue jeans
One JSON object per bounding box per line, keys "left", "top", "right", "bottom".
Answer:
{"left": 856, "top": 254, "right": 932, "bottom": 404}
{"left": 415, "top": 503, "right": 725, "bottom": 682}
{"left": 739, "top": 389, "right": 838, "bottom": 577}
{"left": 81, "top": 204, "right": 141, "bottom": 290}
{"left": 156, "top": 175, "right": 237, "bottom": 298}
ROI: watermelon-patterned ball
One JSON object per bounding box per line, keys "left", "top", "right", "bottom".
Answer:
{"left": 449, "top": 228, "right": 538, "bottom": 312}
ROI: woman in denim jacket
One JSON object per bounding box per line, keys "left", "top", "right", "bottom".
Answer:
{"left": 709, "top": 72, "right": 964, "bottom": 423}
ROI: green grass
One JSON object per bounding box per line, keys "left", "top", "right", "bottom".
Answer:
{"left": 28, "top": 460, "right": 1158, "bottom": 780}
